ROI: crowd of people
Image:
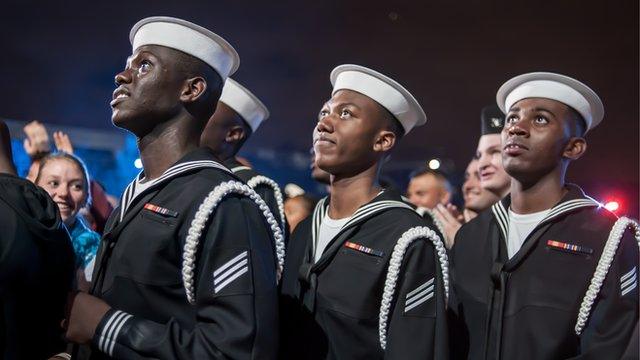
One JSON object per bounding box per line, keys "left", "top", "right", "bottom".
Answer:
{"left": 0, "top": 16, "right": 638, "bottom": 360}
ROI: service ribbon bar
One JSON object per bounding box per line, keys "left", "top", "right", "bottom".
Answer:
{"left": 344, "top": 241, "right": 384, "bottom": 257}
{"left": 144, "top": 203, "right": 179, "bottom": 217}
{"left": 547, "top": 240, "right": 593, "bottom": 255}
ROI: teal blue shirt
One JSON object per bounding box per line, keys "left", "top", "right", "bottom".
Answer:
{"left": 68, "top": 216, "right": 101, "bottom": 269}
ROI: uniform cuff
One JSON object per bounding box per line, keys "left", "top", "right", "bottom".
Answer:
{"left": 93, "top": 308, "right": 133, "bottom": 357}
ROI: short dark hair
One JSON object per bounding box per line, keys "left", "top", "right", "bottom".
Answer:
{"left": 567, "top": 106, "right": 587, "bottom": 137}
{"left": 381, "top": 106, "right": 405, "bottom": 140}
{"left": 172, "top": 49, "right": 224, "bottom": 121}
{"left": 409, "top": 168, "right": 453, "bottom": 194}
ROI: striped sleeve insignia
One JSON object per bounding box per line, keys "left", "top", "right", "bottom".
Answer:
{"left": 620, "top": 266, "right": 637, "bottom": 297}
{"left": 213, "top": 251, "right": 251, "bottom": 295}
{"left": 404, "top": 277, "right": 435, "bottom": 314}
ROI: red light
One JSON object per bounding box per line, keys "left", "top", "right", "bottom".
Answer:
{"left": 604, "top": 201, "right": 620, "bottom": 212}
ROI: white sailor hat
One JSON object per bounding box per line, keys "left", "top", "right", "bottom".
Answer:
{"left": 219, "top": 78, "right": 269, "bottom": 132}
{"left": 330, "top": 64, "right": 427, "bottom": 135}
{"left": 496, "top": 72, "right": 604, "bottom": 133}
{"left": 130, "top": 16, "right": 240, "bottom": 81}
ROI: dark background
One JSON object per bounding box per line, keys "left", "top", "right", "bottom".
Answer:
{"left": 0, "top": 0, "right": 637, "bottom": 216}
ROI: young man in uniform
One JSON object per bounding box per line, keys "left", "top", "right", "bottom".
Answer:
{"left": 200, "top": 79, "right": 287, "bottom": 240}
{"left": 434, "top": 106, "right": 509, "bottom": 248}
{"left": 0, "top": 120, "right": 75, "bottom": 359}
{"left": 477, "top": 105, "right": 510, "bottom": 199}
{"left": 449, "top": 72, "right": 639, "bottom": 359}
{"left": 64, "top": 17, "right": 279, "bottom": 359}
{"left": 280, "top": 64, "right": 449, "bottom": 359}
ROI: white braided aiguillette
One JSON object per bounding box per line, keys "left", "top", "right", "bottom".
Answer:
{"left": 182, "top": 180, "right": 286, "bottom": 304}
{"left": 378, "top": 226, "right": 449, "bottom": 350}
{"left": 247, "top": 175, "right": 286, "bottom": 233}
{"left": 575, "top": 216, "right": 640, "bottom": 335}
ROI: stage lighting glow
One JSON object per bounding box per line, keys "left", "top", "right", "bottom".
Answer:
{"left": 134, "top": 158, "right": 143, "bottom": 169}
{"left": 604, "top": 201, "right": 620, "bottom": 212}
{"left": 428, "top": 159, "right": 441, "bottom": 170}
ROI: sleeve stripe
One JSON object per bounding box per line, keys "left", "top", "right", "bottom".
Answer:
{"left": 406, "top": 284, "right": 435, "bottom": 307}
{"left": 98, "top": 310, "right": 125, "bottom": 352}
{"left": 213, "top": 251, "right": 248, "bottom": 277}
{"left": 214, "top": 258, "right": 249, "bottom": 285}
{"left": 98, "top": 310, "right": 132, "bottom": 356}
{"left": 621, "top": 266, "right": 637, "bottom": 283}
{"left": 621, "top": 272, "right": 637, "bottom": 290}
{"left": 405, "top": 292, "right": 434, "bottom": 313}
{"left": 405, "top": 277, "right": 434, "bottom": 299}
{"left": 108, "top": 314, "right": 133, "bottom": 356}
{"left": 215, "top": 266, "right": 249, "bottom": 293}
{"left": 621, "top": 280, "right": 637, "bottom": 297}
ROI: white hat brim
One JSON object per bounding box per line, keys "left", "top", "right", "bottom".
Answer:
{"left": 130, "top": 16, "right": 240, "bottom": 79}
{"left": 496, "top": 72, "right": 604, "bottom": 132}
{"left": 330, "top": 64, "right": 427, "bottom": 135}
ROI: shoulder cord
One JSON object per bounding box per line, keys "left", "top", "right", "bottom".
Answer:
{"left": 247, "top": 175, "right": 286, "bottom": 234}
{"left": 575, "top": 216, "right": 640, "bottom": 335}
{"left": 182, "top": 180, "right": 285, "bottom": 304}
{"left": 379, "top": 226, "right": 449, "bottom": 350}
{"left": 424, "top": 207, "right": 447, "bottom": 238}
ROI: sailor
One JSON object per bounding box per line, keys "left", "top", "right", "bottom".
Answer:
{"left": 64, "top": 17, "right": 280, "bottom": 359}
{"left": 477, "top": 105, "right": 510, "bottom": 199}
{"left": 449, "top": 72, "right": 639, "bottom": 359}
{"left": 280, "top": 64, "right": 449, "bottom": 359}
{"left": 200, "top": 78, "right": 288, "bottom": 243}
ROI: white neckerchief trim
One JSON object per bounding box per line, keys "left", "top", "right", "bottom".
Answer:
{"left": 310, "top": 196, "right": 413, "bottom": 260}
{"left": 230, "top": 165, "right": 252, "bottom": 173}
{"left": 491, "top": 197, "right": 600, "bottom": 241}
{"left": 118, "top": 160, "right": 230, "bottom": 221}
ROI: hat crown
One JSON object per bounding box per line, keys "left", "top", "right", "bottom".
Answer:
{"left": 130, "top": 16, "right": 240, "bottom": 81}
{"left": 330, "top": 64, "right": 426, "bottom": 135}
{"left": 219, "top": 78, "right": 269, "bottom": 132}
{"left": 496, "top": 72, "right": 604, "bottom": 133}
{"left": 481, "top": 105, "right": 505, "bottom": 135}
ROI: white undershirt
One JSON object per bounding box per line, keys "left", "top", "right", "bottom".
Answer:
{"left": 507, "top": 207, "right": 551, "bottom": 259}
{"left": 132, "top": 177, "right": 156, "bottom": 200}
{"left": 315, "top": 213, "right": 351, "bottom": 262}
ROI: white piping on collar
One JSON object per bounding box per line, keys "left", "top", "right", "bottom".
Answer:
{"left": 230, "top": 165, "right": 252, "bottom": 173}
{"left": 310, "top": 195, "right": 413, "bottom": 258}
{"left": 491, "top": 197, "right": 600, "bottom": 240}
{"left": 119, "top": 160, "right": 230, "bottom": 221}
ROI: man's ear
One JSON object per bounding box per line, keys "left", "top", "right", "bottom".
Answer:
{"left": 562, "top": 137, "right": 587, "bottom": 161}
{"left": 225, "top": 125, "right": 246, "bottom": 145}
{"left": 180, "top": 77, "right": 208, "bottom": 103}
{"left": 373, "top": 130, "right": 396, "bottom": 153}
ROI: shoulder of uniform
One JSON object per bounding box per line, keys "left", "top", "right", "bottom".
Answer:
{"left": 455, "top": 209, "right": 493, "bottom": 242}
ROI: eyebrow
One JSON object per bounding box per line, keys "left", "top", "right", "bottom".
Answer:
{"left": 508, "top": 106, "right": 557, "bottom": 118}
{"left": 533, "top": 107, "right": 557, "bottom": 118}
{"left": 326, "top": 101, "right": 362, "bottom": 110}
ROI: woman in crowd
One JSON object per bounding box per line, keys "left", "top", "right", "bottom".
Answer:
{"left": 35, "top": 152, "right": 100, "bottom": 273}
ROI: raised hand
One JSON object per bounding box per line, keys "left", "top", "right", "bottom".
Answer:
{"left": 23, "top": 120, "right": 51, "bottom": 157}
{"left": 53, "top": 131, "right": 74, "bottom": 154}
